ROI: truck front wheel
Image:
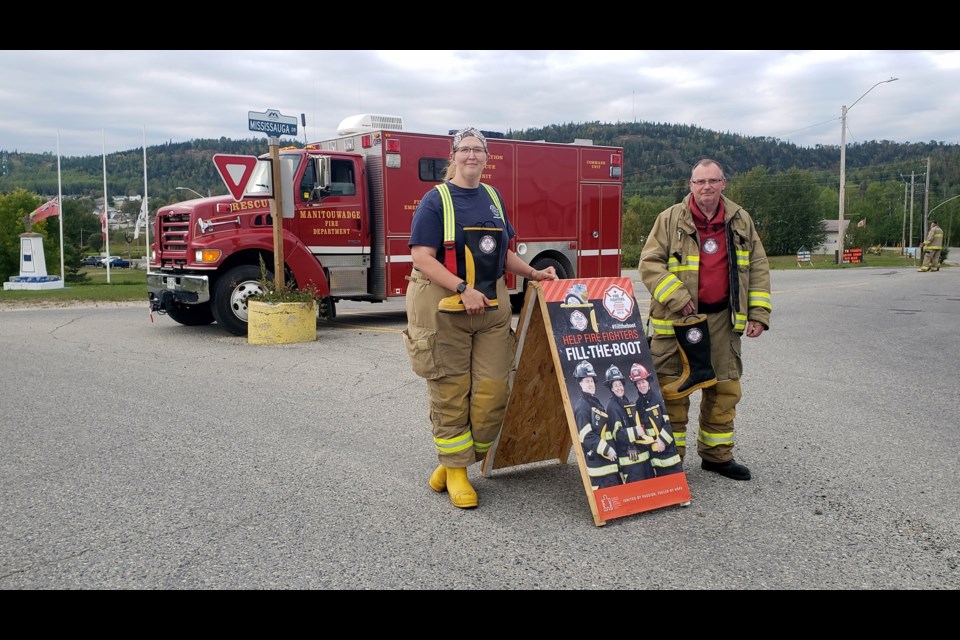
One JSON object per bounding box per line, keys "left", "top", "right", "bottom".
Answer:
{"left": 165, "top": 301, "right": 215, "bottom": 326}
{"left": 212, "top": 264, "right": 268, "bottom": 336}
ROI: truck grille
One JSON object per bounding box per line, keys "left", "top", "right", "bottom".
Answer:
{"left": 159, "top": 212, "right": 191, "bottom": 252}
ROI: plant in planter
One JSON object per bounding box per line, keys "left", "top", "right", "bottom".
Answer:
{"left": 247, "top": 256, "right": 323, "bottom": 345}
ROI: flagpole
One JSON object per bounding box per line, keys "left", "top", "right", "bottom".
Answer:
{"left": 142, "top": 126, "right": 149, "bottom": 268}
{"left": 57, "top": 130, "right": 64, "bottom": 281}
{"left": 102, "top": 130, "right": 111, "bottom": 284}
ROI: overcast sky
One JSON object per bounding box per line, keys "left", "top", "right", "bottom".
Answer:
{"left": 1, "top": 50, "right": 957, "bottom": 157}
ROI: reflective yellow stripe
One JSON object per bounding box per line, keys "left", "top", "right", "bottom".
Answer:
{"left": 659, "top": 429, "right": 674, "bottom": 445}
{"left": 652, "top": 454, "right": 682, "bottom": 468}
{"left": 749, "top": 290, "right": 771, "bottom": 310}
{"left": 434, "top": 431, "right": 474, "bottom": 454}
{"left": 434, "top": 183, "right": 456, "bottom": 244}
{"left": 653, "top": 274, "right": 683, "bottom": 303}
{"left": 698, "top": 430, "right": 734, "bottom": 447}
{"left": 480, "top": 183, "right": 506, "bottom": 224}
{"left": 473, "top": 439, "right": 493, "bottom": 454}
{"left": 674, "top": 430, "right": 686, "bottom": 448}
{"left": 670, "top": 255, "right": 699, "bottom": 273}
{"left": 733, "top": 313, "right": 747, "bottom": 331}
{"left": 651, "top": 317, "right": 675, "bottom": 335}
{"left": 736, "top": 249, "right": 750, "bottom": 267}
{"left": 587, "top": 462, "right": 619, "bottom": 477}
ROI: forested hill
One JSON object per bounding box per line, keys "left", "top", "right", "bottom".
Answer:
{"left": 507, "top": 122, "right": 959, "bottom": 201}
{"left": 2, "top": 122, "right": 958, "bottom": 204}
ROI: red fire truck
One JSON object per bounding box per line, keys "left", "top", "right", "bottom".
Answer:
{"left": 147, "top": 114, "right": 623, "bottom": 335}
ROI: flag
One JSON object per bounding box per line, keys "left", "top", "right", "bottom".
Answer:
{"left": 857, "top": 218, "right": 866, "bottom": 228}
{"left": 29, "top": 197, "right": 60, "bottom": 223}
{"left": 133, "top": 200, "right": 147, "bottom": 240}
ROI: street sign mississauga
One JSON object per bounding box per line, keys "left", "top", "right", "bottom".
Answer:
{"left": 248, "top": 109, "right": 298, "bottom": 137}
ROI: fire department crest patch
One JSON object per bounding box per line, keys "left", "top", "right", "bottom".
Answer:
{"left": 479, "top": 235, "right": 497, "bottom": 254}
{"left": 569, "top": 310, "right": 588, "bottom": 332}
{"left": 602, "top": 285, "right": 633, "bottom": 322}
{"left": 703, "top": 238, "right": 719, "bottom": 254}
{"left": 686, "top": 327, "right": 704, "bottom": 343}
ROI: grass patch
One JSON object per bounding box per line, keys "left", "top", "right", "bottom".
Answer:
{"left": 0, "top": 267, "right": 147, "bottom": 304}
{"left": 768, "top": 250, "right": 921, "bottom": 270}
{"left": 0, "top": 250, "right": 935, "bottom": 308}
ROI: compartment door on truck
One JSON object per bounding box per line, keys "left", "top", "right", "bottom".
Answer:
{"left": 579, "top": 183, "right": 622, "bottom": 278}
{"left": 299, "top": 157, "right": 369, "bottom": 295}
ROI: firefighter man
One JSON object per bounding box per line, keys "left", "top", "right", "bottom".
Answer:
{"left": 639, "top": 159, "right": 771, "bottom": 481}
{"left": 918, "top": 219, "right": 944, "bottom": 272}
{"left": 605, "top": 364, "right": 656, "bottom": 483}
{"left": 630, "top": 363, "right": 683, "bottom": 476}
{"left": 573, "top": 360, "right": 621, "bottom": 489}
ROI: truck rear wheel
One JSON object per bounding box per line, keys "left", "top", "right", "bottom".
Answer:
{"left": 511, "top": 257, "right": 568, "bottom": 313}
{"left": 319, "top": 296, "right": 337, "bottom": 320}
{"left": 165, "top": 301, "right": 215, "bottom": 326}
{"left": 212, "top": 264, "right": 268, "bottom": 336}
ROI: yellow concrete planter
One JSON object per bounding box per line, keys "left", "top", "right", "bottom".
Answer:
{"left": 247, "top": 300, "right": 317, "bottom": 345}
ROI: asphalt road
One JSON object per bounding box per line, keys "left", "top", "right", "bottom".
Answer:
{"left": 1, "top": 267, "right": 958, "bottom": 589}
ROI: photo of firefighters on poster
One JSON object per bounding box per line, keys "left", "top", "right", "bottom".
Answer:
{"left": 540, "top": 277, "right": 691, "bottom": 520}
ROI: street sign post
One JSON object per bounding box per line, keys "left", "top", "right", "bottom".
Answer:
{"left": 248, "top": 108, "right": 297, "bottom": 291}
{"left": 212, "top": 154, "right": 259, "bottom": 202}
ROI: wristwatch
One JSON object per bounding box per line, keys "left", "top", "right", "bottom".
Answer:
{"left": 456, "top": 281, "right": 468, "bottom": 294}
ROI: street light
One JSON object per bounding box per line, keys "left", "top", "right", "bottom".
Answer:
{"left": 925, "top": 194, "right": 960, "bottom": 218}
{"left": 837, "top": 77, "right": 898, "bottom": 264}
{"left": 175, "top": 186, "right": 206, "bottom": 199}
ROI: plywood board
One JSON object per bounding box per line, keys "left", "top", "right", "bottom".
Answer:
{"left": 485, "top": 278, "right": 691, "bottom": 526}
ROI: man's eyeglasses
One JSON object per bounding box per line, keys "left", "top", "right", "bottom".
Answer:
{"left": 691, "top": 178, "right": 724, "bottom": 186}
{"left": 456, "top": 146, "right": 487, "bottom": 156}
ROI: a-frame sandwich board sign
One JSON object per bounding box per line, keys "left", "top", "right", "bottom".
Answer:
{"left": 483, "top": 277, "right": 691, "bottom": 527}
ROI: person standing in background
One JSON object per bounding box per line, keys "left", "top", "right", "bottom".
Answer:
{"left": 918, "top": 220, "right": 944, "bottom": 272}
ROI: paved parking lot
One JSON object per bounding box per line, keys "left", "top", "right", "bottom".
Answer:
{"left": 1, "top": 267, "right": 958, "bottom": 589}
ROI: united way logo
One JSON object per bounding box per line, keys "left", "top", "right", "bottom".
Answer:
{"left": 479, "top": 235, "right": 497, "bottom": 254}
{"left": 703, "top": 238, "right": 719, "bottom": 254}
{"left": 602, "top": 285, "right": 633, "bottom": 322}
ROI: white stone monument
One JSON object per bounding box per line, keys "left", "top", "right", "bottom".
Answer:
{"left": 4, "top": 232, "right": 64, "bottom": 290}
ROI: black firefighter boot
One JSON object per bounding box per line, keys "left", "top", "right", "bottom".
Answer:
{"left": 438, "top": 227, "right": 501, "bottom": 313}
{"left": 661, "top": 314, "right": 718, "bottom": 401}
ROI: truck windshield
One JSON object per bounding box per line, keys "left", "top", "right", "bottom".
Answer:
{"left": 243, "top": 156, "right": 299, "bottom": 197}
{"left": 244, "top": 160, "right": 273, "bottom": 196}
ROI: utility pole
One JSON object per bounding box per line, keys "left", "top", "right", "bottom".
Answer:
{"left": 901, "top": 181, "right": 907, "bottom": 254}
{"left": 909, "top": 172, "right": 916, "bottom": 249}
{"left": 923, "top": 156, "right": 931, "bottom": 231}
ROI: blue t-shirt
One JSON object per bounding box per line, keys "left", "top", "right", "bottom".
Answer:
{"left": 409, "top": 182, "right": 516, "bottom": 278}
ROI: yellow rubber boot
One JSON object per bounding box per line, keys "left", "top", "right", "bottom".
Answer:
{"left": 445, "top": 466, "right": 478, "bottom": 508}
{"left": 428, "top": 465, "right": 447, "bottom": 493}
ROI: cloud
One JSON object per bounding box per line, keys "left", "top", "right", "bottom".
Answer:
{"left": 1, "top": 50, "right": 955, "bottom": 156}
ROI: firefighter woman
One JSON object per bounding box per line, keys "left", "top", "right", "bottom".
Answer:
{"left": 630, "top": 363, "right": 683, "bottom": 476}
{"left": 404, "top": 127, "right": 557, "bottom": 509}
